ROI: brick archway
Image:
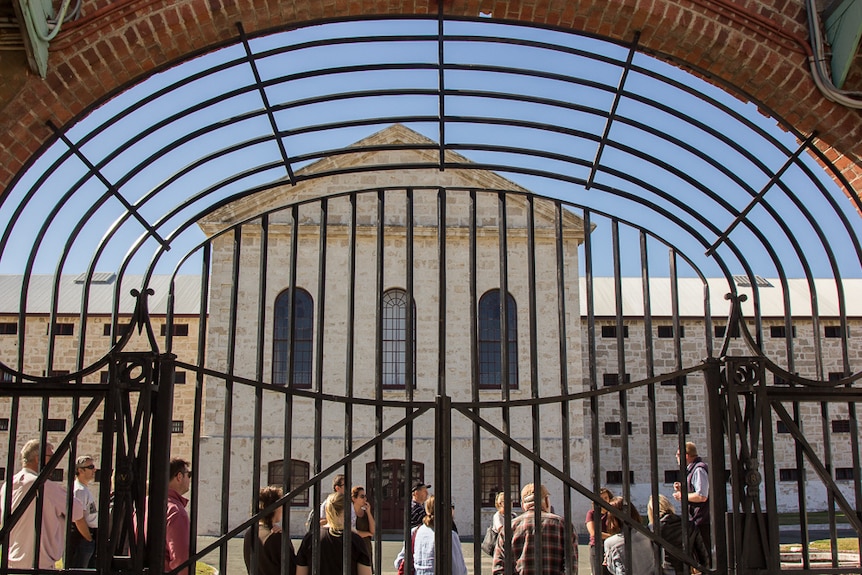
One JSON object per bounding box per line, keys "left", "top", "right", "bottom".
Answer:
{"left": 1, "top": 0, "right": 861, "bottom": 199}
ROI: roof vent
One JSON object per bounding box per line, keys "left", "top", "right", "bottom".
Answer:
{"left": 733, "top": 275, "right": 772, "bottom": 288}
{"left": 74, "top": 272, "right": 116, "bottom": 285}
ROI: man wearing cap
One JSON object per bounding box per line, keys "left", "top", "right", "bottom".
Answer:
{"left": 69, "top": 455, "right": 99, "bottom": 568}
{"left": 410, "top": 482, "right": 431, "bottom": 527}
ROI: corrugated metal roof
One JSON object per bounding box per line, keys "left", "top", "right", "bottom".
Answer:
{"left": 0, "top": 275, "right": 203, "bottom": 315}
{"left": 1, "top": 275, "right": 859, "bottom": 318}
{"left": 581, "top": 277, "right": 862, "bottom": 318}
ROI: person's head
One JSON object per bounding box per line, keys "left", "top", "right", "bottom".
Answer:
{"left": 21, "top": 439, "right": 53, "bottom": 470}
{"left": 351, "top": 486, "right": 367, "bottom": 508}
{"left": 598, "top": 487, "right": 613, "bottom": 514}
{"left": 423, "top": 495, "right": 436, "bottom": 527}
{"left": 494, "top": 491, "right": 507, "bottom": 513}
{"left": 676, "top": 442, "right": 698, "bottom": 465}
{"left": 257, "top": 485, "right": 284, "bottom": 529}
{"left": 520, "top": 483, "right": 550, "bottom": 513}
{"left": 324, "top": 491, "right": 345, "bottom": 530}
{"left": 605, "top": 497, "right": 642, "bottom": 535}
{"left": 168, "top": 457, "right": 191, "bottom": 495}
{"left": 332, "top": 474, "right": 345, "bottom": 494}
{"left": 412, "top": 482, "right": 430, "bottom": 503}
{"left": 75, "top": 456, "right": 96, "bottom": 484}
{"left": 647, "top": 494, "right": 676, "bottom": 525}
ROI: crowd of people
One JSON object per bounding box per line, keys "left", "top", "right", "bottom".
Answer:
{"left": 0, "top": 439, "right": 711, "bottom": 575}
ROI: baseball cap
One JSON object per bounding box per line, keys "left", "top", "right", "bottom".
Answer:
{"left": 411, "top": 482, "right": 431, "bottom": 492}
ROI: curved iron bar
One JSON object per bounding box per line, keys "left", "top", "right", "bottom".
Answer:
{"left": 0, "top": 288, "right": 157, "bottom": 383}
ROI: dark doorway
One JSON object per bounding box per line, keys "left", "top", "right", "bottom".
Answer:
{"left": 367, "top": 460, "right": 424, "bottom": 530}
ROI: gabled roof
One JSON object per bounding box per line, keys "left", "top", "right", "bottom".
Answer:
{"left": 199, "top": 124, "right": 585, "bottom": 236}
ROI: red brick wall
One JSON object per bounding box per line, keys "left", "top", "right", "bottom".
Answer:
{"left": 2, "top": 0, "right": 862, "bottom": 197}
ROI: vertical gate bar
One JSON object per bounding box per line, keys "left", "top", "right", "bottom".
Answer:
{"left": 436, "top": 5, "right": 445, "bottom": 169}
{"left": 346, "top": 192, "right": 365, "bottom": 570}
{"left": 401, "top": 195, "right": 414, "bottom": 563}
{"left": 526, "top": 195, "right": 544, "bottom": 575}
{"left": 405, "top": 187, "right": 415, "bottom": 556}
{"left": 760, "top": 384, "right": 780, "bottom": 574}
{"left": 554, "top": 201, "right": 574, "bottom": 575}
{"left": 191, "top": 243, "right": 210, "bottom": 548}
{"left": 671, "top": 249, "right": 691, "bottom": 560}
{"left": 469, "top": 190, "right": 482, "bottom": 572}
{"left": 704, "top": 358, "right": 727, "bottom": 574}
{"left": 248, "top": 215, "right": 269, "bottom": 575}
{"left": 611, "top": 219, "right": 632, "bottom": 575}
{"left": 315, "top": 197, "right": 345, "bottom": 573}
{"left": 724, "top": 362, "right": 742, "bottom": 575}
{"left": 285, "top": 204, "right": 300, "bottom": 548}
{"left": 583, "top": 209, "right": 602, "bottom": 575}
{"left": 820, "top": 399, "right": 839, "bottom": 567}
{"left": 435, "top": 188, "right": 452, "bottom": 570}
{"left": 639, "top": 232, "right": 662, "bottom": 573}
{"left": 498, "top": 191, "right": 513, "bottom": 575}
{"left": 148, "top": 355, "right": 176, "bottom": 575}
{"left": 219, "top": 226, "right": 243, "bottom": 573}
{"left": 848, "top": 398, "right": 862, "bottom": 556}
{"left": 95, "top": 372, "right": 114, "bottom": 571}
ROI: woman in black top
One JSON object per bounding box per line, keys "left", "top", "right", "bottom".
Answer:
{"left": 647, "top": 494, "right": 708, "bottom": 575}
{"left": 244, "top": 485, "right": 295, "bottom": 575}
{"left": 296, "top": 492, "right": 372, "bottom": 575}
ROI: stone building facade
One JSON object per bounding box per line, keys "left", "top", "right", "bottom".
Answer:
{"left": 0, "top": 127, "right": 859, "bottom": 539}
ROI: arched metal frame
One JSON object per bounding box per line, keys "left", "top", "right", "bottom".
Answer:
{"left": 0, "top": 11, "right": 859, "bottom": 575}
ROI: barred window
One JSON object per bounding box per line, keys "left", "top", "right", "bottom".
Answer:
{"left": 606, "top": 470, "right": 634, "bottom": 484}
{"left": 604, "top": 421, "right": 632, "bottom": 435}
{"left": 160, "top": 323, "right": 189, "bottom": 337}
{"left": 603, "top": 373, "right": 630, "bottom": 387}
{"left": 267, "top": 459, "right": 310, "bottom": 506}
{"left": 601, "top": 325, "right": 629, "bottom": 338}
{"left": 478, "top": 290, "right": 518, "bottom": 389}
{"left": 41, "top": 419, "right": 66, "bottom": 432}
{"left": 171, "top": 420, "right": 184, "bottom": 434}
{"left": 824, "top": 325, "right": 844, "bottom": 338}
{"left": 480, "top": 460, "right": 521, "bottom": 508}
{"left": 382, "top": 289, "right": 416, "bottom": 388}
{"left": 273, "top": 288, "right": 314, "bottom": 388}
{"left": 779, "top": 468, "right": 800, "bottom": 481}
{"left": 770, "top": 325, "right": 796, "bottom": 338}
{"left": 832, "top": 420, "right": 851, "bottom": 433}
{"left": 836, "top": 468, "right": 855, "bottom": 480}
{"left": 662, "top": 421, "right": 690, "bottom": 435}
{"left": 658, "top": 325, "right": 684, "bottom": 338}
{"left": 715, "top": 324, "right": 740, "bottom": 338}
{"left": 50, "top": 323, "right": 74, "bottom": 336}
{"left": 0, "top": 323, "right": 17, "bottom": 335}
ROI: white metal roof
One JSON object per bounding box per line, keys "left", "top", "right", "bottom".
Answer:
{"left": 581, "top": 277, "right": 862, "bottom": 318}
{"left": 0, "top": 275, "right": 203, "bottom": 315}
{"left": 0, "top": 275, "right": 859, "bottom": 318}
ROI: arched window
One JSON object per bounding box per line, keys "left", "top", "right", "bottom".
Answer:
{"left": 480, "top": 460, "right": 521, "bottom": 508}
{"left": 267, "top": 459, "right": 310, "bottom": 506}
{"left": 478, "top": 289, "right": 518, "bottom": 389}
{"left": 273, "top": 288, "right": 313, "bottom": 388}
{"left": 382, "top": 289, "right": 416, "bottom": 388}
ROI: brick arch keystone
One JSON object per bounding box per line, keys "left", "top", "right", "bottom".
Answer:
{"left": 2, "top": 0, "right": 861, "bottom": 203}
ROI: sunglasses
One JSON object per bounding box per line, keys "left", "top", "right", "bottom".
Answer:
{"left": 79, "top": 465, "right": 96, "bottom": 470}
{"left": 356, "top": 494, "right": 367, "bottom": 498}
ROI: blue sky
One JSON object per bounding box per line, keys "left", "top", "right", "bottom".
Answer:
{"left": 2, "top": 17, "right": 860, "bottom": 283}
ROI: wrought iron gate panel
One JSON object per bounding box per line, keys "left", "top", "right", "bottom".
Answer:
{"left": 0, "top": 16, "right": 860, "bottom": 575}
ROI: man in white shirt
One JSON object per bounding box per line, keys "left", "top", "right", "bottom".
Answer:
{"left": 0, "top": 439, "right": 89, "bottom": 570}
{"left": 69, "top": 455, "right": 99, "bottom": 567}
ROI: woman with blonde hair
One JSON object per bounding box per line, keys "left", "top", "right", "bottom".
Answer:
{"left": 394, "top": 495, "right": 467, "bottom": 575}
{"left": 296, "top": 492, "right": 372, "bottom": 575}
{"left": 647, "top": 495, "right": 708, "bottom": 575}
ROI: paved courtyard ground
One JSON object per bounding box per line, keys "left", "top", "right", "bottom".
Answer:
{"left": 197, "top": 535, "right": 593, "bottom": 575}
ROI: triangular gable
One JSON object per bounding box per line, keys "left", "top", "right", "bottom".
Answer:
{"left": 199, "top": 124, "right": 584, "bottom": 236}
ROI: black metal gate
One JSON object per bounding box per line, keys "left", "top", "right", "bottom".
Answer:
{"left": 0, "top": 15, "right": 861, "bottom": 575}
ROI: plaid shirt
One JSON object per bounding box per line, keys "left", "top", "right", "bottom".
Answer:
{"left": 492, "top": 511, "right": 578, "bottom": 575}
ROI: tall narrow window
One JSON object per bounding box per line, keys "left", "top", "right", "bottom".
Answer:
{"left": 382, "top": 289, "right": 415, "bottom": 388}
{"left": 273, "top": 288, "right": 313, "bottom": 388}
{"left": 478, "top": 290, "right": 518, "bottom": 389}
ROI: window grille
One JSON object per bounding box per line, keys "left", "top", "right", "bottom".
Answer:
{"left": 382, "top": 289, "right": 416, "bottom": 388}
{"left": 267, "top": 459, "right": 310, "bottom": 506}
{"left": 273, "top": 288, "right": 314, "bottom": 388}
{"left": 478, "top": 290, "right": 518, "bottom": 389}
{"left": 0, "top": 323, "right": 17, "bottom": 335}
{"left": 480, "top": 460, "right": 521, "bottom": 507}
{"left": 601, "top": 325, "right": 628, "bottom": 338}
